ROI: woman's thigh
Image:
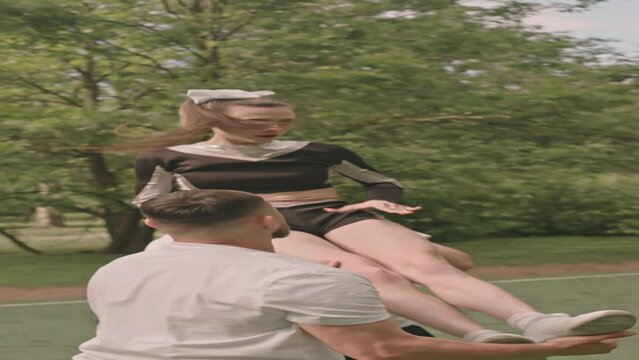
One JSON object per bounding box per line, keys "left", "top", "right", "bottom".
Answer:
{"left": 324, "top": 219, "right": 447, "bottom": 270}
{"left": 273, "top": 230, "right": 384, "bottom": 267}
{"left": 272, "top": 230, "right": 411, "bottom": 284}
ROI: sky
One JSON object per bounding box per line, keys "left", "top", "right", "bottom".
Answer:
{"left": 462, "top": 0, "right": 639, "bottom": 57}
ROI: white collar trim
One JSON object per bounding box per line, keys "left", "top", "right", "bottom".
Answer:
{"left": 167, "top": 140, "right": 310, "bottom": 161}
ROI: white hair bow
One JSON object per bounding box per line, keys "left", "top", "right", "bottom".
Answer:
{"left": 187, "top": 89, "right": 275, "bottom": 104}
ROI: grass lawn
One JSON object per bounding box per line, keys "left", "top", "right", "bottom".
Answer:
{"left": 0, "top": 253, "right": 120, "bottom": 287}
{"left": 449, "top": 236, "right": 639, "bottom": 266}
{"left": 1, "top": 226, "right": 637, "bottom": 360}
{"left": 0, "top": 222, "right": 637, "bottom": 288}
{"left": 2, "top": 250, "right": 638, "bottom": 360}
{"left": 0, "top": 220, "right": 117, "bottom": 287}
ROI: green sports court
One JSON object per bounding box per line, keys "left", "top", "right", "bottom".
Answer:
{"left": 2, "top": 271, "right": 637, "bottom": 360}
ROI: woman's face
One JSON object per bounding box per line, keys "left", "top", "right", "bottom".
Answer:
{"left": 213, "top": 105, "right": 295, "bottom": 144}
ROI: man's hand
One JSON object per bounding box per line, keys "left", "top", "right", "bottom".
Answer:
{"left": 324, "top": 200, "right": 422, "bottom": 215}
{"left": 321, "top": 260, "right": 342, "bottom": 268}
{"left": 540, "top": 331, "right": 634, "bottom": 356}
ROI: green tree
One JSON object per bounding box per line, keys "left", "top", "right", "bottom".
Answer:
{"left": 1, "top": 0, "right": 637, "bottom": 251}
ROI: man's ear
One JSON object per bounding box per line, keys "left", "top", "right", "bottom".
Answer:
{"left": 258, "top": 215, "right": 277, "bottom": 231}
{"left": 143, "top": 218, "right": 158, "bottom": 229}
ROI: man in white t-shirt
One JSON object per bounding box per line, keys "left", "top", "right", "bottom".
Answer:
{"left": 74, "top": 189, "right": 632, "bottom": 360}
{"left": 144, "top": 234, "right": 431, "bottom": 360}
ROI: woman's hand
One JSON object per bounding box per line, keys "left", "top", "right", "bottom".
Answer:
{"left": 323, "top": 200, "right": 422, "bottom": 215}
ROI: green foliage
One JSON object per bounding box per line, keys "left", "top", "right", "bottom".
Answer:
{"left": 0, "top": 0, "right": 637, "bottom": 244}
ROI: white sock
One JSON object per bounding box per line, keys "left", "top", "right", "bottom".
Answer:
{"left": 463, "top": 329, "right": 501, "bottom": 342}
{"left": 507, "top": 312, "right": 558, "bottom": 330}
{"left": 463, "top": 329, "right": 535, "bottom": 344}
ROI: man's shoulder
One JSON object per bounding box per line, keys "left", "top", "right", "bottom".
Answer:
{"left": 96, "top": 242, "right": 369, "bottom": 290}
{"left": 247, "top": 250, "right": 336, "bottom": 274}
{"left": 257, "top": 254, "right": 389, "bottom": 326}
{"left": 143, "top": 239, "right": 338, "bottom": 272}
{"left": 97, "top": 250, "right": 151, "bottom": 269}
{"left": 258, "top": 253, "right": 371, "bottom": 287}
{"left": 88, "top": 251, "right": 148, "bottom": 282}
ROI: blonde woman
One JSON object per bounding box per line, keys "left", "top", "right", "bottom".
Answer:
{"left": 132, "top": 89, "right": 635, "bottom": 344}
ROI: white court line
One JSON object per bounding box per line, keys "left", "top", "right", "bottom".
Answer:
{"left": 0, "top": 300, "right": 87, "bottom": 308}
{"left": 492, "top": 272, "right": 639, "bottom": 284}
{"left": 2, "top": 272, "right": 639, "bottom": 308}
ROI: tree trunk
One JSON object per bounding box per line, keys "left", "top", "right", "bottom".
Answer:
{"left": 35, "top": 183, "right": 65, "bottom": 227}
{"left": 34, "top": 207, "right": 65, "bottom": 227}
{"left": 101, "top": 208, "right": 155, "bottom": 253}
{"left": 82, "top": 152, "right": 153, "bottom": 253}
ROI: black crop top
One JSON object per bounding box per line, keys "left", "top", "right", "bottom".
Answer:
{"left": 133, "top": 141, "right": 403, "bottom": 206}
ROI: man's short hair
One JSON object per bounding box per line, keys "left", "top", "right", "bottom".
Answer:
{"left": 140, "top": 190, "right": 265, "bottom": 227}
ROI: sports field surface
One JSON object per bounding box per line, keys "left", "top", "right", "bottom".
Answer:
{"left": 2, "top": 270, "right": 637, "bottom": 359}
{"left": 1, "top": 233, "right": 637, "bottom": 359}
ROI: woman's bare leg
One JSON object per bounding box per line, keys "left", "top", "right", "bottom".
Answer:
{"left": 432, "top": 243, "right": 474, "bottom": 271}
{"left": 324, "top": 220, "right": 536, "bottom": 321}
{"left": 273, "top": 231, "right": 487, "bottom": 337}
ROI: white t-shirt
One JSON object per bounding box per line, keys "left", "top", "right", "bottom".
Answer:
{"left": 146, "top": 235, "right": 418, "bottom": 328}
{"left": 74, "top": 241, "right": 390, "bottom": 360}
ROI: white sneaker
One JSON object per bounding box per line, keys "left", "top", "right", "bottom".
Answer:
{"left": 523, "top": 310, "right": 636, "bottom": 342}
{"left": 464, "top": 329, "right": 535, "bottom": 343}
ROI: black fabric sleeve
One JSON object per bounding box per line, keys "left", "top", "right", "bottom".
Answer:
{"left": 330, "top": 145, "right": 404, "bottom": 202}
{"left": 131, "top": 152, "right": 175, "bottom": 207}
{"left": 134, "top": 152, "right": 163, "bottom": 195}
{"left": 364, "top": 183, "right": 404, "bottom": 203}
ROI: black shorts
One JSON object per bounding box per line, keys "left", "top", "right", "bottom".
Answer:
{"left": 277, "top": 201, "right": 379, "bottom": 237}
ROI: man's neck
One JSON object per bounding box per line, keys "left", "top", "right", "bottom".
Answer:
{"left": 172, "top": 236, "right": 275, "bottom": 253}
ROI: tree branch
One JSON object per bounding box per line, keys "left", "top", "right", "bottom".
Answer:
{"left": 0, "top": 97, "right": 82, "bottom": 106}
{"left": 0, "top": 228, "right": 44, "bottom": 254}
{"left": 94, "top": 19, "right": 208, "bottom": 62}
{"left": 100, "top": 40, "right": 177, "bottom": 78}
{"left": 218, "top": 19, "right": 251, "bottom": 41}
{"left": 107, "top": 58, "right": 178, "bottom": 78}
{"left": 413, "top": 114, "right": 512, "bottom": 123}
{"left": 117, "top": 87, "right": 156, "bottom": 109}
{"left": 96, "top": 63, "right": 132, "bottom": 83}
{"left": 176, "top": 0, "right": 191, "bottom": 11}
{"left": 160, "top": 0, "right": 177, "bottom": 14}
{"left": 12, "top": 77, "right": 82, "bottom": 108}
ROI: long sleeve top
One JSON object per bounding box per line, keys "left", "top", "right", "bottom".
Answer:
{"left": 133, "top": 140, "right": 403, "bottom": 207}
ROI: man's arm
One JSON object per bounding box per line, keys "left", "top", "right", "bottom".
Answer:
{"left": 299, "top": 319, "right": 631, "bottom": 360}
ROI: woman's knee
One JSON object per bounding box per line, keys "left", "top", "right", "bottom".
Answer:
{"left": 431, "top": 244, "right": 474, "bottom": 271}
{"left": 401, "top": 242, "right": 475, "bottom": 273}
{"left": 443, "top": 250, "right": 474, "bottom": 271}
{"left": 345, "top": 260, "right": 412, "bottom": 286}
{"left": 400, "top": 249, "right": 463, "bottom": 276}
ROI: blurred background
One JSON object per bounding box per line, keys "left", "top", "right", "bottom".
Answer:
{"left": 1, "top": 0, "right": 637, "bottom": 253}
{"left": 0, "top": 1, "right": 637, "bottom": 359}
